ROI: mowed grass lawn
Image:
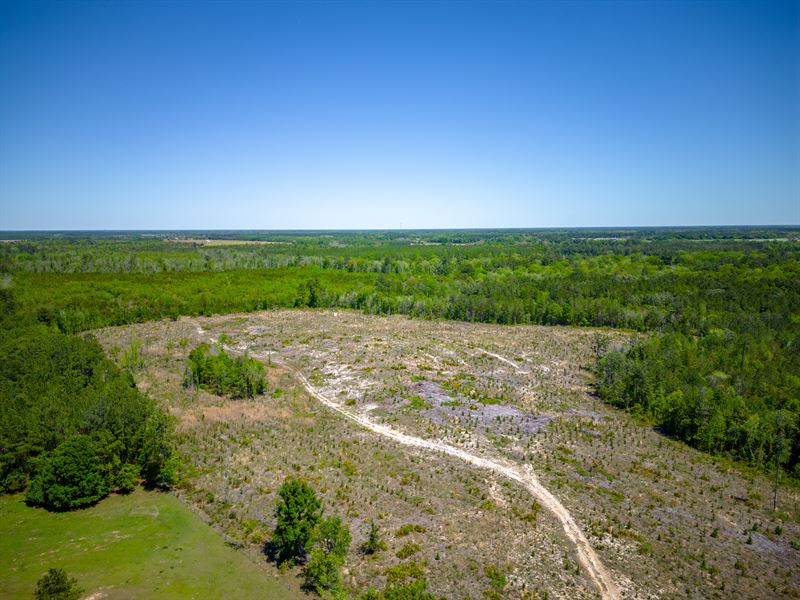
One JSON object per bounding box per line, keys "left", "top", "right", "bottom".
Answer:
{"left": 0, "top": 490, "right": 302, "bottom": 599}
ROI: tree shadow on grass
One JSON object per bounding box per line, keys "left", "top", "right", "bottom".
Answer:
{"left": 262, "top": 539, "right": 281, "bottom": 564}
{"left": 263, "top": 540, "right": 308, "bottom": 571}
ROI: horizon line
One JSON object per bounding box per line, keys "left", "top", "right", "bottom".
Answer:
{"left": 2, "top": 224, "right": 800, "bottom": 234}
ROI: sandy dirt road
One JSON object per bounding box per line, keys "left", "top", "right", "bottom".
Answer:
{"left": 475, "top": 347, "right": 523, "bottom": 370}
{"left": 286, "top": 359, "right": 618, "bottom": 599}
{"left": 221, "top": 339, "right": 621, "bottom": 600}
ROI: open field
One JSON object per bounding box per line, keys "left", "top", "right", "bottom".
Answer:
{"left": 0, "top": 489, "right": 302, "bottom": 599}
{"left": 94, "top": 309, "right": 800, "bottom": 599}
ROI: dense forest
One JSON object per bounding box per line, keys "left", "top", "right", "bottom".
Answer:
{"left": 0, "top": 227, "right": 798, "bottom": 480}
{"left": 0, "top": 282, "right": 174, "bottom": 508}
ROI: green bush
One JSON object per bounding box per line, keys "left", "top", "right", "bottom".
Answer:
{"left": 115, "top": 463, "right": 139, "bottom": 493}
{"left": 269, "top": 478, "right": 352, "bottom": 596}
{"left": 34, "top": 568, "right": 83, "bottom": 600}
{"left": 272, "top": 478, "right": 322, "bottom": 564}
{"left": 302, "top": 515, "right": 352, "bottom": 595}
{"left": 0, "top": 467, "right": 27, "bottom": 494}
{"left": 383, "top": 579, "right": 436, "bottom": 600}
{"left": 26, "top": 435, "right": 109, "bottom": 510}
{"left": 395, "top": 523, "right": 426, "bottom": 537}
{"left": 302, "top": 546, "right": 344, "bottom": 596}
{"left": 396, "top": 542, "right": 421, "bottom": 559}
{"left": 384, "top": 561, "right": 425, "bottom": 585}
{"left": 363, "top": 520, "right": 386, "bottom": 554}
{"left": 484, "top": 564, "right": 506, "bottom": 591}
{"left": 316, "top": 516, "right": 351, "bottom": 561}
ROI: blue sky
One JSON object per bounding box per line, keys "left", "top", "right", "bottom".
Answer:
{"left": 0, "top": 0, "right": 798, "bottom": 229}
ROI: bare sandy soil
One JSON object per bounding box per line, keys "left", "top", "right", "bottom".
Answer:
{"left": 93, "top": 309, "right": 800, "bottom": 599}
{"left": 270, "top": 354, "right": 620, "bottom": 600}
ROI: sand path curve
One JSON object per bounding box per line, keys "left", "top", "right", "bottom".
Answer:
{"left": 220, "top": 339, "right": 621, "bottom": 599}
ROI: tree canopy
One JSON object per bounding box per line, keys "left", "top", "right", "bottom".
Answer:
{"left": 25, "top": 435, "right": 109, "bottom": 510}
{"left": 183, "top": 343, "right": 266, "bottom": 399}
{"left": 272, "top": 478, "right": 323, "bottom": 564}
{"left": 0, "top": 319, "right": 174, "bottom": 506}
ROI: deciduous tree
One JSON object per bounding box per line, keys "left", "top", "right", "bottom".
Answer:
{"left": 272, "top": 478, "right": 322, "bottom": 564}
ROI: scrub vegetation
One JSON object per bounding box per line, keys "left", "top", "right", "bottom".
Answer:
{"left": 94, "top": 308, "right": 799, "bottom": 599}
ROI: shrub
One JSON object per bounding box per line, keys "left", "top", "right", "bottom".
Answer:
{"left": 120, "top": 338, "right": 145, "bottom": 372}
{"left": 396, "top": 542, "right": 421, "bottom": 559}
{"left": 34, "top": 568, "right": 83, "bottom": 600}
{"left": 384, "top": 578, "right": 435, "bottom": 600}
{"left": 0, "top": 467, "right": 27, "bottom": 494}
{"left": 384, "top": 561, "right": 425, "bottom": 585}
{"left": 363, "top": 520, "right": 386, "bottom": 554}
{"left": 272, "top": 478, "right": 322, "bottom": 564}
{"left": 115, "top": 463, "right": 139, "bottom": 493}
{"left": 26, "top": 436, "right": 109, "bottom": 511}
{"left": 484, "top": 564, "right": 506, "bottom": 591}
{"left": 302, "top": 547, "right": 344, "bottom": 596}
{"left": 395, "top": 523, "right": 426, "bottom": 537}
{"left": 316, "top": 516, "right": 351, "bottom": 561}
{"left": 406, "top": 395, "right": 430, "bottom": 410}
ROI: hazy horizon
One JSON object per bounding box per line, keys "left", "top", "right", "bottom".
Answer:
{"left": 2, "top": 225, "right": 799, "bottom": 236}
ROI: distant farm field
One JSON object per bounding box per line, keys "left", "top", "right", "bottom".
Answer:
{"left": 0, "top": 490, "right": 301, "bottom": 599}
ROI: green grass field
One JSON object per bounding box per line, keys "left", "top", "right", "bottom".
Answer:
{"left": 0, "top": 490, "right": 302, "bottom": 599}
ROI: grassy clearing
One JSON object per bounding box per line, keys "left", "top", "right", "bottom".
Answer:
{"left": 0, "top": 490, "right": 301, "bottom": 600}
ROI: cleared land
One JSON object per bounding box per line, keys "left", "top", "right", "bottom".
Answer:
{"left": 0, "top": 490, "right": 302, "bottom": 599}
{"left": 282, "top": 358, "right": 619, "bottom": 599}
{"left": 94, "top": 309, "right": 800, "bottom": 599}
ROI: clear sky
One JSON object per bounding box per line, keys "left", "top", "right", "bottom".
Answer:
{"left": 0, "top": 0, "right": 798, "bottom": 229}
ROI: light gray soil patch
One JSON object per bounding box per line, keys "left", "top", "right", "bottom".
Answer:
{"left": 411, "top": 380, "right": 552, "bottom": 437}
